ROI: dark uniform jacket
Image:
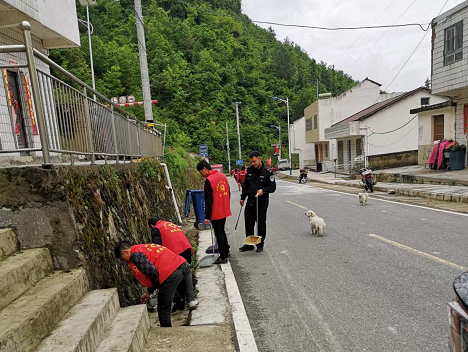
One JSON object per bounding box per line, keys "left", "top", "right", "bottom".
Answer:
{"left": 241, "top": 162, "right": 276, "bottom": 204}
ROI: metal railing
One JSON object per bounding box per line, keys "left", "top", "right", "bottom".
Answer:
{"left": 333, "top": 160, "right": 364, "bottom": 177}
{"left": 0, "top": 21, "right": 162, "bottom": 166}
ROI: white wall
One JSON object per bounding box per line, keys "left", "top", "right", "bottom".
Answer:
{"left": 291, "top": 117, "right": 314, "bottom": 168}
{"left": 364, "top": 92, "right": 448, "bottom": 156}
{"left": 418, "top": 107, "right": 456, "bottom": 146}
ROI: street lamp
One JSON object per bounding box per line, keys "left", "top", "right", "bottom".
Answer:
{"left": 270, "top": 124, "right": 281, "bottom": 160}
{"left": 272, "top": 96, "right": 292, "bottom": 175}
{"left": 78, "top": 0, "right": 97, "bottom": 100}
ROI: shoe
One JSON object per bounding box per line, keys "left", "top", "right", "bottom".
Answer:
{"left": 239, "top": 245, "right": 254, "bottom": 252}
{"left": 256, "top": 247, "right": 264, "bottom": 253}
{"left": 171, "top": 300, "right": 185, "bottom": 313}
{"left": 213, "top": 257, "right": 228, "bottom": 265}
{"left": 188, "top": 299, "right": 199, "bottom": 310}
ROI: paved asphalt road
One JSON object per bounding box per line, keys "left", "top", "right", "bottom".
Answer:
{"left": 225, "top": 178, "right": 468, "bottom": 352}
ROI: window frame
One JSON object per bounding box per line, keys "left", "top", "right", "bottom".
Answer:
{"left": 421, "top": 97, "right": 430, "bottom": 106}
{"left": 313, "top": 114, "right": 318, "bottom": 129}
{"left": 444, "top": 20, "right": 464, "bottom": 66}
{"left": 306, "top": 118, "right": 312, "bottom": 131}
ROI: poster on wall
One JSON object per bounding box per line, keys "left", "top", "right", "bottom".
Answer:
{"left": 23, "top": 76, "right": 38, "bottom": 135}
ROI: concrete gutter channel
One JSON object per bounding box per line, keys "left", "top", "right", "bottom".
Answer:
{"left": 144, "top": 228, "right": 257, "bottom": 352}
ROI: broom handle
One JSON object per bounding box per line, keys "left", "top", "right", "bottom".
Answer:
{"left": 256, "top": 195, "right": 259, "bottom": 237}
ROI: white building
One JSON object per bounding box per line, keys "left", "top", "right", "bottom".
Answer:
{"left": 303, "top": 78, "right": 400, "bottom": 170}
{"left": 324, "top": 87, "right": 448, "bottom": 169}
{"left": 291, "top": 116, "right": 314, "bottom": 169}
{"left": 0, "top": 0, "right": 80, "bottom": 153}
{"left": 431, "top": 1, "right": 468, "bottom": 165}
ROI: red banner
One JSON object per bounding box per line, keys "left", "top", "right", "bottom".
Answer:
{"left": 24, "top": 76, "right": 38, "bottom": 135}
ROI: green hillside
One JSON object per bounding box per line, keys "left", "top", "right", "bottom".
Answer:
{"left": 51, "top": 0, "right": 357, "bottom": 163}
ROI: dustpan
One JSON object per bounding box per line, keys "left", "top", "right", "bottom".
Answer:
{"left": 198, "top": 226, "right": 218, "bottom": 268}
{"left": 242, "top": 195, "right": 262, "bottom": 246}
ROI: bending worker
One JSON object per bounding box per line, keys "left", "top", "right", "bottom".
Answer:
{"left": 114, "top": 241, "right": 198, "bottom": 327}
{"left": 197, "top": 160, "right": 232, "bottom": 264}
{"left": 239, "top": 151, "right": 276, "bottom": 253}
{"left": 148, "top": 217, "right": 193, "bottom": 311}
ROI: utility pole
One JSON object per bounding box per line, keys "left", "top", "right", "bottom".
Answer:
{"left": 234, "top": 102, "right": 242, "bottom": 161}
{"left": 278, "top": 124, "right": 281, "bottom": 159}
{"left": 286, "top": 98, "right": 291, "bottom": 175}
{"left": 316, "top": 79, "right": 319, "bottom": 100}
{"left": 134, "top": 0, "right": 153, "bottom": 122}
{"left": 226, "top": 121, "right": 231, "bottom": 173}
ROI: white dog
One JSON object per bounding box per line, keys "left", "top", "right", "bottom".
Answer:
{"left": 305, "top": 210, "right": 326, "bottom": 237}
{"left": 358, "top": 192, "right": 368, "bottom": 205}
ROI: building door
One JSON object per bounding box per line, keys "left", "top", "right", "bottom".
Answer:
{"left": 338, "top": 141, "right": 344, "bottom": 165}
{"left": 6, "top": 71, "right": 28, "bottom": 149}
{"left": 433, "top": 115, "right": 444, "bottom": 142}
{"left": 356, "top": 137, "right": 363, "bottom": 157}
{"left": 348, "top": 140, "right": 352, "bottom": 163}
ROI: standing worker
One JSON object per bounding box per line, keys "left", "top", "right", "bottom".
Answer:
{"left": 234, "top": 168, "right": 241, "bottom": 191}
{"left": 239, "top": 166, "right": 247, "bottom": 190}
{"left": 114, "top": 241, "right": 198, "bottom": 327}
{"left": 197, "top": 160, "right": 232, "bottom": 264}
{"left": 148, "top": 218, "right": 193, "bottom": 311}
{"left": 239, "top": 151, "right": 276, "bottom": 253}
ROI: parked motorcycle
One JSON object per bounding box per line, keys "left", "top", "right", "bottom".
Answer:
{"left": 359, "top": 167, "right": 375, "bottom": 192}
{"left": 447, "top": 272, "right": 468, "bottom": 351}
{"left": 298, "top": 169, "right": 308, "bottom": 184}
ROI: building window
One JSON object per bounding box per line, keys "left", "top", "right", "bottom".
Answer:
{"left": 306, "top": 118, "right": 312, "bottom": 131}
{"left": 324, "top": 143, "right": 328, "bottom": 158}
{"left": 444, "top": 20, "right": 463, "bottom": 65}
{"left": 421, "top": 97, "right": 430, "bottom": 106}
{"left": 314, "top": 114, "right": 317, "bottom": 129}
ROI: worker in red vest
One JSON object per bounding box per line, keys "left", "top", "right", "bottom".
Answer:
{"left": 239, "top": 166, "right": 247, "bottom": 190}
{"left": 197, "top": 160, "right": 232, "bottom": 264}
{"left": 148, "top": 218, "right": 193, "bottom": 311}
{"left": 234, "top": 168, "right": 241, "bottom": 190}
{"left": 114, "top": 241, "right": 198, "bottom": 327}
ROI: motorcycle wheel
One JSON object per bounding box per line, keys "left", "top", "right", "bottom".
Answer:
{"left": 300, "top": 177, "right": 307, "bottom": 184}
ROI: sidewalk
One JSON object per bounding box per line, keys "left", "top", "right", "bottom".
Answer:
{"left": 279, "top": 169, "right": 468, "bottom": 204}
{"left": 374, "top": 165, "right": 468, "bottom": 186}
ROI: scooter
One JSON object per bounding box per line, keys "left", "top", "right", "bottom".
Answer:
{"left": 298, "top": 169, "right": 308, "bottom": 184}
{"left": 447, "top": 272, "right": 468, "bottom": 351}
{"left": 359, "top": 167, "right": 375, "bottom": 192}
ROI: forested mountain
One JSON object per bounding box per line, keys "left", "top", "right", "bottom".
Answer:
{"left": 51, "top": 0, "right": 357, "bottom": 163}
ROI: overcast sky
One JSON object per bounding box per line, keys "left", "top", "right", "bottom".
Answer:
{"left": 242, "top": 0, "right": 466, "bottom": 93}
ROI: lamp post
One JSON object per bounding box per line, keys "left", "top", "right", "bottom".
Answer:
{"left": 270, "top": 124, "right": 281, "bottom": 160}
{"left": 78, "top": 0, "right": 97, "bottom": 100}
{"left": 234, "top": 102, "right": 242, "bottom": 161}
{"left": 272, "top": 96, "right": 291, "bottom": 175}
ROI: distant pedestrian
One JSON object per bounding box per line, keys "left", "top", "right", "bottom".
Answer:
{"left": 239, "top": 166, "right": 247, "bottom": 190}
{"left": 234, "top": 168, "right": 240, "bottom": 190}
{"left": 197, "top": 160, "right": 232, "bottom": 264}
{"left": 148, "top": 218, "right": 193, "bottom": 312}
{"left": 114, "top": 241, "right": 198, "bottom": 327}
{"left": 239, "top": 151, "right": 276, "bottom": 253}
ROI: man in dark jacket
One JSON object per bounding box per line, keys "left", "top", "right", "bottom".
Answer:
{"left": 239, "top": 151, "right": 276, "bottom": 253}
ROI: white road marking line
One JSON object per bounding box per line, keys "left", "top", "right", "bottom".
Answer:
{"left": 221, "top": 262, "right": 259, "bottom": 352}
{"left": 286, "top": 200, "right": 308, "bottom": 209}
{"left": 367, "top": 233, "right": 466, "bottom": 271}
{"left": 277, "top": 179, "right": 468, "bottom": 217}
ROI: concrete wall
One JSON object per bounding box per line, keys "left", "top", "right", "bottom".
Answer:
{"left": 365, "top": 91, "right": 448, "bottom": 156}
{"left": 369, "top": 150, "right": 418, "bottom": 170}
{"left": 432, "top": 1, "right": 468, "bottom": 95}
{"left": 304, "top": 101, "right": 319, "bottom": 144}
{"left": 418, "top": 106, "right": 456, "bottom": 165}
{"left": 291, "top": 116, "right": 314, "bottom": 169}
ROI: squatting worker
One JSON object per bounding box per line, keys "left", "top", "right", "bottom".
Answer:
{"left": 239, "top": 151, "right": 276, "bottom": 253}
{"left": 148, "top": 218, "right": 193, "bottom": 312}
{"left": 114, "top": 241, "right": 198, "bottom": 327}
{"left": 197, "top": 160, "right": 232, "bottom": 264}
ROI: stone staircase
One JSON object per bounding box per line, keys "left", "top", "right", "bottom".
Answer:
{"left": 0, "top": 228, "right": 150, "bottom": 352}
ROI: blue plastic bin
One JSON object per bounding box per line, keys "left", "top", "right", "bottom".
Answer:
{"left": 184, "top": 190, "right": 207, "bottom": 230}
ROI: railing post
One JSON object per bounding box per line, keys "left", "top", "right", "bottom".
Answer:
{"left": 127, "top": 118, "right": 132, "bottom": 162}
{"left": 20, "top": 21, "right": 51, "bottom": 166}
{"left": 136, "top": 122, "right": 142, "bottom": 158}
{"left": 110, "top": 105, "right": 119, "bottom": 163}
{"left": 82, "top": 87, "right": 95, "bottom": 164}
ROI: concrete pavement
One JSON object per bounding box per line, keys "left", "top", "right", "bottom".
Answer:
{"left": 226, "top": 177, "right": 467, "bottom": 351}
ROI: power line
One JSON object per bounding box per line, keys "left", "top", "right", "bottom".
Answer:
{"left": 369, "top": 114, "right": 418, "bottom": 136}
{"left": 344, "top": 0, "right": 418, "bottom": 72}
{"left": 369, "top": 124, "right": 417, "bottom": 147}
{"left": 383, "top": 0, "right": 450, "bottom": 91}
{"left": 333, "top": 0, "right": 397, "bottom": 65}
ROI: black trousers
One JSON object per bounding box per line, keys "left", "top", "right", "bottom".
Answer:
{"left": 174, "top": 248, "right": 192, "bottom": 304}
{"left": 244, "top": 198, "right": 269, "bottom": 247}
{"left": 212, "top": 218, "right": 230, "bottom": 259}
{"left": 158, "top": 261, "right": 195, "bottom": 327}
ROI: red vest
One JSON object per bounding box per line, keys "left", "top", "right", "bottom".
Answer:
{"left": 206, "top": 170, "right": 232, "bottom": 220}
{"left": 128, "top": 244, "right": 185, "bottom": 287}
{"left": 239, "top": 170, "right": 247, "bottom": 184}
{"left": 154, "top": 220, "right": 193, "bottom": 255}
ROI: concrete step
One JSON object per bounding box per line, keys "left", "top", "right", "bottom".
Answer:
{"left": 0, "top": 248, "right": 53, "bottom": 311}
{"left": 35, "top": 288, "right": 120, "bottom": 352}
{"left": 0, "top": 228, "right": 17, "bottom": 261}
{"left": 95, "top": 305, "right": 150, "bottom": 352}
{"left": 0, "top": 269, "right": 88, "bottom": 352}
